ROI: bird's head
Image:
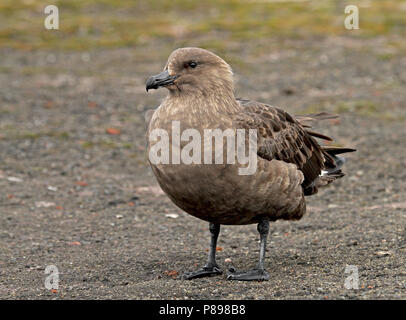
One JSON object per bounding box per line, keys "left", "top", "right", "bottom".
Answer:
{"left": 146, "top": 47, "right": 234, "bottom": 97}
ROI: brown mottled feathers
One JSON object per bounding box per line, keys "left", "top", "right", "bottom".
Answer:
{"left": 295, "top": 112, "right": 339, "bottom": 127}
{"left": 234, "top": 99, "right": 342, "bottom": 193}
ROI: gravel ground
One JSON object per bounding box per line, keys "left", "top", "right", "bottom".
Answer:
{"left": 0, "top": 36, "right": 405, "bottom": 299}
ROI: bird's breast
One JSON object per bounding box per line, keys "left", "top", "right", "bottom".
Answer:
{"left": 147, "top": 106, "right": 305, "bottom": 224}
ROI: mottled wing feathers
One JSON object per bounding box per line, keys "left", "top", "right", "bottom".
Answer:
{"left": 295, "top": 112, "right": 339, "bottom": 127}
{"left": 235, "top": 99, "right": 331, "bottom": 190}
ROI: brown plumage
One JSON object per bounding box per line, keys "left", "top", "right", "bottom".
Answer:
{"left": 146, "top": 47, "right": 355, "bottom": 281}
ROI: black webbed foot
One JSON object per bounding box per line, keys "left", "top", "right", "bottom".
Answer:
{"left": 226, "top": 267, "right": 269, "bottom": 281}
{"left": 182, "top": 265, "right": 222, "bottom": 280}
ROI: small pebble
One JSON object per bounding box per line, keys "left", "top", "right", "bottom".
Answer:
{"left": 165, "top": 213, "right": 179, "bottom": 219}
{"left": 328, "top": 204, "right": 339, "bottom": 209}
{"left": 375, "top": 251, "right": 391, "bottom": 256}
{"left": 35, "top": 201, "right": 56, "bottom": 208}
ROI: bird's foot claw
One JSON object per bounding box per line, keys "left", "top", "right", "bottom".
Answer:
{"left": 226, "top": 267, "right": 269, "bottom": 281}
{"left": 182, "top": 265, "right": 222, "bottom": 280}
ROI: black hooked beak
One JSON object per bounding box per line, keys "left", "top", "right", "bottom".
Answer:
{"left": 146, "top": 70, "right": 179, "bottom": 92}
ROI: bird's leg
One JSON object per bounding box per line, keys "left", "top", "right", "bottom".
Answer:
{"left": 227, "top": 219, "right": 270, "bottom": 281}
{"left": 182, "top": 223, "right": 222, "bottom": 280}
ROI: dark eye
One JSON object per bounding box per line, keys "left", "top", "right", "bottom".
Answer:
{"left": 189, "top": 61, "right": 197, "bottom": 68}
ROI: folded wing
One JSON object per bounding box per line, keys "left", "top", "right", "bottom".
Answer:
{"left": 235, "top": 99, "right": 355, "bottom": 195}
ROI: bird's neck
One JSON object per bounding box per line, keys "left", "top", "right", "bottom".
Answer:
{"left": 165, "top": 90, "right": 241, "bottom": 120}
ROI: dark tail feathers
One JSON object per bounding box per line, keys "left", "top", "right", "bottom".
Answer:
{"left": 304, "top": 147, "right": 356, "bottom": 196}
